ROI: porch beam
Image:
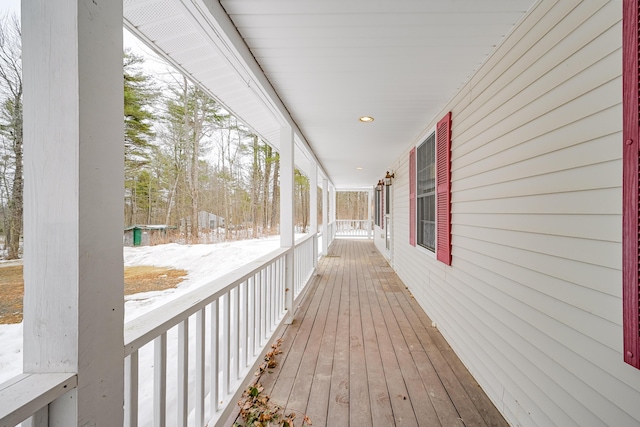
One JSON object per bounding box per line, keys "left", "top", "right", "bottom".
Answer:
{"left": 22, "top": 0, "right": 124, "bottom": 425}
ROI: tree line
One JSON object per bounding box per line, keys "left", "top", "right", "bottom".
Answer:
{"left": 0, "top": 16, "right": 312, "bottom": 259}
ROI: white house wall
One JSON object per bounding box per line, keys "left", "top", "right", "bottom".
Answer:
{"left": 390, "top": 1, "right": 639, "bottom": 426}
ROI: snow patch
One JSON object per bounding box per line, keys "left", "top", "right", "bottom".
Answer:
{"left": 0, "top": 236, "right": 284, "bottom": 384}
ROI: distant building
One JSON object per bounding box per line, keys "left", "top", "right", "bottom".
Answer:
{"left": 123, "top": 225, "right": 174, "bottom": 246}
{"left": 197, "top": 211, "right": 225, "bottom": 229}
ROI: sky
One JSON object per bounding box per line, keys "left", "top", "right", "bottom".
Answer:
{"left": 1, "top": 0, "right": 19, "bottom": 17}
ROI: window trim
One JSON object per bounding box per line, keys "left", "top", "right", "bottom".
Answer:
{"left": 416, "top": 128, "right": 437, "bottom": 253}
{"left": 409, "top": 112, "right": 452, "bottom": 266}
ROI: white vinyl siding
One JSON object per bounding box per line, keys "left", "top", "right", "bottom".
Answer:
{"left": 391, "top": 1, "right": 640, "bottom": 426}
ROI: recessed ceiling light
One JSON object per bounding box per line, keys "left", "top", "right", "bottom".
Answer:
{"left": 359, "top": 116, "right": 374, "bottom": 123}
{"left": 356, "top": 167, "right": 363, "bottom": 170}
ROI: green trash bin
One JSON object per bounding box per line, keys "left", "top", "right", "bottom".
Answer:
{"left": 133, "top": 227, "right": 142, "bottom": 246}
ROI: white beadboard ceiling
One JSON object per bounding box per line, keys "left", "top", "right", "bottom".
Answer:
{"left": 124, "top": 0, "right": 536, "bottom": 189}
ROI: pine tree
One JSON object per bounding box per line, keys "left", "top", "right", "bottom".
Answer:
{"left": 123, "top": 49, "right": 158, "bottom": 225}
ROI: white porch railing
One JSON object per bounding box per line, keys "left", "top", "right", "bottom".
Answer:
{"left": 122, "top": 232, "right": 317, "bottom": 427}
{"left": 334, "top": 220, "right": 372, "bottom": 238}
{"left": 0, "top": 233, "right": 318, "bottom": 427}
{"left": 0, "top": 373, "right": 77, "bottom": 427}
{"left": 293, "top": 233, "right": 316, "bottom": 299}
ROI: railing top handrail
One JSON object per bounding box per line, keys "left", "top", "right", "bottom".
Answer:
{"left": 0, "top": 373, "right": 77, "bottom": 426}
{"left": 124, "top": 232, "right": 316, "bottom": 355}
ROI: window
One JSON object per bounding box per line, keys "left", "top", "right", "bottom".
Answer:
{"left": 385, "top": 184, "right": 390, "bottom": 215}
{"left": 622, "top": 0, "right": 640, "bottom": 369}
{"left": 409, "top": 112, "right": 452, "bottom": 265}
{"left": 416, "top": 132, "right": 436, "bottom": 251}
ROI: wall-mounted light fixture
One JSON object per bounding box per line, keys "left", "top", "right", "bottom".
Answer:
{"left": 376, "top": 180, "right": 384, "bottom": 191}
{"left": 384, "top": 171, "right": 395, "bottom": 186}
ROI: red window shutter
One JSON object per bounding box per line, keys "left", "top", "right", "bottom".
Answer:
{"left": 436, "top": 112, "right": 452, "bottom": 266}
{"left": 409, "top": 148, "right": 417, "bottom": 246}
{"left": 623, "top": 0, "right": 640, "bottom": 369}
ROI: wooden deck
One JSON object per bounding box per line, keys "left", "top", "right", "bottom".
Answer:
{"left": 229, "top": 239, "right": 508, "bottom": 427}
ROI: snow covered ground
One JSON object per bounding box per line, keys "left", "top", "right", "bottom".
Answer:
{"left": 0, "top": 236, "right": 286, "bottom": 385}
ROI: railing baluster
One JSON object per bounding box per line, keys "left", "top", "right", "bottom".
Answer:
{"left": 125, "top": 352, "right": 139, "bottom": 427}
{"left": 268, "top": 264, "right": 272, "bottom": 331}
{"left": 244, "top": 280, "right": 250, "bottom": 368}
{"left": 196, "top": 309, "right": 205, "bottom": 426}
{"left": 254, "top": 273, "right": 260, "bottom": 356}
{"left": 273, "top": 261, "right": 278, "bottom": 325}
{"left": 235, "top": 285, "right": 241, "bottom": 381}
{"left": 297, "top": 249, "right": 302, "bottom": 295}
{"left": 154, "top": 333, "right": 167, "bottom": 427}
{"left": 210, "top": 299, "right": 219, "bottom": 414}
{"left": 267, "top": 264, "right": 274, "bottom": 334}
{"left": 273, "top": 258, "right": 284, "bottom": 322}
{"left": 277, "top": 258, "right": 283, "bottom": 316}
{"left": 260, "top": 270, "right": 266, "bottom": 346}
{"left": 177, "top": 320, "right": 188, "bottom": 427}
{"left": 225, "top": 291, "right": 231, "bottom": 397}
{"left": 22, "top": 405, "right": 47, "bottom": 427}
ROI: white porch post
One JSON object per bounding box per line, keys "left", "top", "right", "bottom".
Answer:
{"left": 322, "top": 178, "right": 329, "bottom": 256}
{"left": 309, "top": 164, "right": 318, "bottom": 268}
{"left": 280, "top": 126, "right": 295, "bottom": 324}
{"left": 367, "top": 189, "right": 373, "bottom": 239}
{"left": 330, "top": 185, "right": 337, "bottom": 241}
{"left": 22, "top": 1, "right": 124, "bottom": 425}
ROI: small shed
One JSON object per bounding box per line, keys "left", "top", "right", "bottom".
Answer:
{"left": 123, "top": 225, "right": 173, "bottom": 247}
{"left": 197, "top": 211, "right": 225, "bottom": 229}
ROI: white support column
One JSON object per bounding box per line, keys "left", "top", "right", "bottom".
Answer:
{"left": 331, "top": 186, "right": 337, "bottom": 223}
{"left": 280, "top": 126, "right": 295, "bottom": 324}
{"left": 330, "top": 186, "right": 337, "bottom": 241}
{"left": 322, "top": 179, "right": 329, "bottom": 256}
{"left": 367, "top": 190, "right": 373, "bottom": 239}
{"left": 23, "top": 1, "right": 124, "bottom": 425}
{"left": 309, "top": 164, "right": 318, "bottom": 268}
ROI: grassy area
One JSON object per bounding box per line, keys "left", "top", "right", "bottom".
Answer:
{"left": 0, "top": 265, "right": 187, "bottom": 324}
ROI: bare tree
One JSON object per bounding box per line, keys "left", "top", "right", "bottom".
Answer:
{"left": 0, "top": 14, "right": 22, "bottom": 259}
{"left": 262, "top": 144, "right": 273, "bottom": 232}
{"left": 250, "top": 135, "right": 262, "bottom": 238}
{"left": 160, "top": 76, "right": 221, "bottom": 241}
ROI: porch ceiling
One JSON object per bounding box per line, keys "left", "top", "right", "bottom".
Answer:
{"left": 124, "top": 0, "right": 536, "bottom": 189}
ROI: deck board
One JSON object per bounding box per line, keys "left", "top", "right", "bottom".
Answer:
{"left": 228, "top": 239, "right": 509, "bottom": 427}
